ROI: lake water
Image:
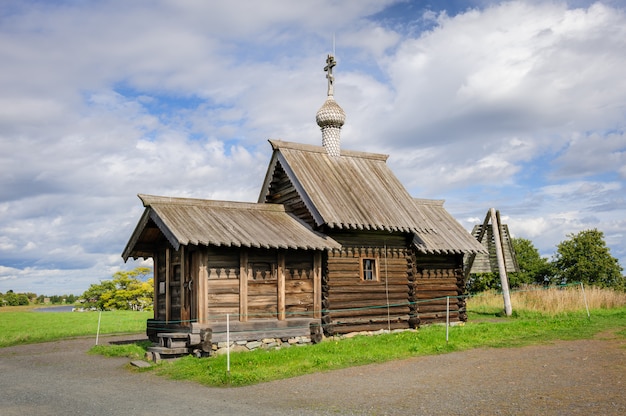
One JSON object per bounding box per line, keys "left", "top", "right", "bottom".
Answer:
{"left": 34, "top": 305, "right": 75, "bottom": 312}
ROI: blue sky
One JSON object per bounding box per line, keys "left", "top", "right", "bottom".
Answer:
{"left": 1, "top": 0, "right": 625, "bottom": 295}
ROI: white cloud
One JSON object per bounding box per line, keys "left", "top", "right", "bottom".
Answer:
{"left": 1, "top": 0, "right": 625, "bottom": 294}
{"left": 552, "top": 131, "right": 626, "bottom": 179}
{"left": 360, "top": 2, "right": 626, "bottom": 175}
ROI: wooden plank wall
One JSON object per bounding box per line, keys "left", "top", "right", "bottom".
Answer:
{"left": 203, "top": 247, "right": 317, "bottom": 322}
{"left": 285, "top": 251, "right": 314, "bottom": 317}
{"left": 413, "top": 253, "right": 467, "bottom": 324}
{"left": 263, "top": 161, "right": 316, "bottom": 227}
{"left": 206, "top": 248, "right": 240, "bottom": 320}
{"left": 247, "top": 250, "right": 278, "bottom": 319}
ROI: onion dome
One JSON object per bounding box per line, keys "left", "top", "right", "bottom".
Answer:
{"left": 316, "top": 97, "right": 346, "bottom": 129}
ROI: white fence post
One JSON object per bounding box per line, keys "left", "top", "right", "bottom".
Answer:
{"left": 580, "top": 282, "right": 590, "bottom": 319}
{"left": 446, "top": 296, "right": 450, "bottom": 343}
{"left": 227, "top": 313, "right": 231, "bottom": 379}
{"left": 95, "top": 310, "right": 102, "bottom": 345}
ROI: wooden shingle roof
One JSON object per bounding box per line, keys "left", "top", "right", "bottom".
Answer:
{"left": 412, "top": 199, "right": 487, "bottom": 255}
{"left": 122, "top": 194, "right": 340, "bottom": 260}
{"left": 260, "top": 140, "right": 428, "bottom": 232}
{"left": 259, "top": 140, "right": 485, "bottom": 255}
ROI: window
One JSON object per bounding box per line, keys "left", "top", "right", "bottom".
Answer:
{"left": 361, "top": 258, "right": 378, "bottom": 281}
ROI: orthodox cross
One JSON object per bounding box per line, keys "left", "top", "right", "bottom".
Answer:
{"left": 324, "top": 54, "right": 336, "bottom": 97}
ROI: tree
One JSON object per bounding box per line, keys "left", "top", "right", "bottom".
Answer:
{"left": 554, "top": 229, "right": 624, "bottom": 289}
{"left": 81, "top": 267, "right": 153, "bottom": 311}
{"left": 82, "top": 280, "right": 117, "bottom": 310}
{"left": 466, "top": 238, "right": 548, "bottom": 293}
{"left": 510, "top": 238, "right": 555, "bottom": 285}
{"left": 466, "top": 272, "right": 500, "bottom": 293}
{"left": 1, "top": 291, "right": 29, "bottom": 306}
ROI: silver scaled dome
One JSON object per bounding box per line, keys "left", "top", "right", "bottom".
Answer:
{"left": 316, "top": 97, "right": 346, "bottom": 129}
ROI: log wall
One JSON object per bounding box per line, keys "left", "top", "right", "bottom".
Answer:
{"left": 152, "top": 239, "right": 468, "bottom": 341}
{"left": 412, "top": 253, "right": 467, "bottom": 324}
{"left": 322, "top": 232, "right": 412, "bottom": 334}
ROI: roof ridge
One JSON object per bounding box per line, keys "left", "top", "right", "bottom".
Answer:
{"left": 138, "top": 194, "right": 286, "bottom": 211}
{"left": 268, "top": 139, "right": 388, "bottom": 161}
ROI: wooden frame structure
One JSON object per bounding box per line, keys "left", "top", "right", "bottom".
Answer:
{"left": 123, "top": 141, "right": 486, "bottom": 342}
{"left": 464, "top": 208, "right": 520, "bottom": 315}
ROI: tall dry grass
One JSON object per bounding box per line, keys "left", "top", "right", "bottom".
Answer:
{"left": 467, "top": 285, "right": 626, "bottom": 315}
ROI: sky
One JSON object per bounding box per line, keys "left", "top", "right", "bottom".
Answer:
{"left": 1, "top": 0, "right": 625, "bottom": 295}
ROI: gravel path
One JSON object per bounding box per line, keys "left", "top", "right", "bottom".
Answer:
{"left": 0, "top": 332, "right": 624, "bottom": 415}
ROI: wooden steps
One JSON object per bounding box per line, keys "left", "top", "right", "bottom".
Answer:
{"left": 146, "top": 332, "right": 194, "bottom": 362}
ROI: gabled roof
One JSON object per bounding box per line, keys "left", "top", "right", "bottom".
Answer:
{"left": 412, "top": 199, "right": 487, "bottom": 255}
{"left": 259, "top": 140, "right": 485, "bottom": 255}
{"left": 259, "top": 140, "right": 430, "bottom": 232}
{"left": 122, "top": 194, "right": 340, "bottom": 260}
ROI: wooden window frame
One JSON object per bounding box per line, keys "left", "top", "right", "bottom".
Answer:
{"left": 360, "top": 257, "right": 379, "bottom": 282}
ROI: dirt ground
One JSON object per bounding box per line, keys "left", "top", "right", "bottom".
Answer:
{"left": 0, "top": 331, "right": 624, "bottom": 415}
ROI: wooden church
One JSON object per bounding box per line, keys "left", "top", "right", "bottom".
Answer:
{"left": 122, "top": 55, "right": 485, "bottom": 347}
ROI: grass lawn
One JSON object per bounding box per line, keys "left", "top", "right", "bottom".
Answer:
{"left": 100, "top": 306, "right": 626, "bottom": 387}
{"left": 0, "top": 306, "right": 150, "bottom": 347}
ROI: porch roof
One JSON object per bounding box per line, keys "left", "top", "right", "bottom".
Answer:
{"left": 122, "top": 194, "right": 340, "bottom": 261}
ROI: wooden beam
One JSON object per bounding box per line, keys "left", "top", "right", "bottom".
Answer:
{"left": 152, "top": 251, "right": 158, "bottom": 321}
{"left": 313, "top": 251, "right": 322, "bottom": 319}
{"left": 180, "top": 246, "right": 188, "bottom": 325}
{"left": 491, "top": 208, "right": 512, "bottom": 316}
{"left": 197, "top": 251, "right": 208, "bottom": 324}
{"left": 239, "top": 250, "right": 248, "bottom": 322}
{"left": 277, "top": 251, "right": 286, "bottom": 320}
{"left": 165, "top": 248, "right": 170, "bottom": 323}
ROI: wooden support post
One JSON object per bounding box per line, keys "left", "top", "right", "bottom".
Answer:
{"left": 180, "top": 246, "right": 189, "bottom": 325}
{"left": 277, "top": 251, "right": 286, "bottom": 320}
{"left": 152, "top": 252, "right": 158, "bottom": 321}
{"left": 197, "top": 252, "right": 208, "bottom": 324}
{"left": 491, "top": 208, "right": 512, "bottom": 316}
{"left": 239, "top": 250, "right": 248, "bottom": 322}
{"left": 165, "top": 248, "right": 171, "bottom": 323}
{"left": 313, "top": 251, "right": 322, "bottom": 319}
